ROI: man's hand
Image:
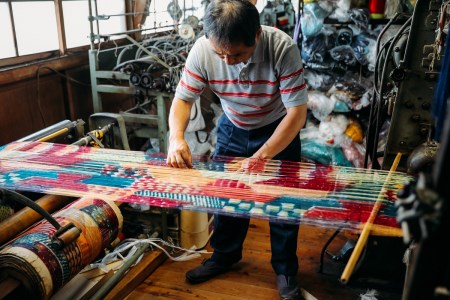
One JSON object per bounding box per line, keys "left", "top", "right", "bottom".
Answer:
{"left": 238, "top": 157, "right": 268, "bottom": 174}
{"left": 166, "top": 137, "right": 193, "bottom": 168}
{"left": 167, "top": 97, "right": 195, "bottom": 168}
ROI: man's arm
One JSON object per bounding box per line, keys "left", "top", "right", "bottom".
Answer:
{"left": 252, "top": 104, "right": 307, "bottom": 160}
{"left": 166, "top": 97, "right": 195, "bottom": 168}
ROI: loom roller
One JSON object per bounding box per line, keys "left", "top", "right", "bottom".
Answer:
{"left": 0, "top": 196, "right": 123, "bottom": 300}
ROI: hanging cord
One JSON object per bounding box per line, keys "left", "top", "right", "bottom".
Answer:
{"left": 292, "top": 0, "right": 304, "bottom": 47}
{"left": 35, "top": 65, "right": 91, "bottom": 127}
{"left": 88, "top": 237, "right": 211, "bottom": 273}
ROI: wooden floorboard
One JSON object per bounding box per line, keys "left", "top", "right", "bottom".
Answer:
{"left": 126, "top": 219, "right": 404, "bottom": 300}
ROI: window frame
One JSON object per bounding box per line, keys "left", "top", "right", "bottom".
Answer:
{"left": 0, "top": 0, "right": 132, "bottom": 69}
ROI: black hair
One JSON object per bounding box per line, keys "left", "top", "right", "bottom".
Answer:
{"left": 203, "top": 0, "right": 261, "bottom": 47}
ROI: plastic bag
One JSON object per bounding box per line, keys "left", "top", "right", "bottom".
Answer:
{"left": 348, "top": 8, "right": 370, "bottom": 34}
{"left": 185, "top": 131, "right": 213, "bottom": 155}
{"left": 318, "top": 114, "right": 350, "bottom": 146}
{"left": 329, "top": 45, "right": 357, "bottom": 66}
{"left": 302, "top": 30, "right": 335, "bottom": 63}
{"left": 304, "top": 69, "right": 336, "bottom": 92}
{"left": 301, "top": 139, "right": 353, "bottom": 166}
{"left": 307, "top": 91, "right": 336, "bottom": 121}
{"left": 300, "top": 1, "right": 329, "bottom": 38}
{"left": 327, "top": 0, "right": 351, "bottom": 22}
{"left": 186, "top": 97, "right": 205, "bottom": 132}
{"left": 352, "top": 33, "right": 377, "bottom": 70}
{"left": 341, "top": 136, "right": 366, "bottom": 168}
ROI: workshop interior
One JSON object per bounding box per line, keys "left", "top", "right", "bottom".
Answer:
{"left": 0, "top": 0, "right": 449, "bottom": 299}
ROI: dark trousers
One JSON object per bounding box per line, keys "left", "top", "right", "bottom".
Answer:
{"left": 210, "top": 114, "right": 301, "bottom": 276}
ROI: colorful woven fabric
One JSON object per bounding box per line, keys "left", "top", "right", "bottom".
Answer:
{"left": 0, "top": 141, "right": 413, "bottom": 231}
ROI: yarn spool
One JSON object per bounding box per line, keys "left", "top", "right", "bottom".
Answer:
{"left": 0, "top": 197, "right": 123, "bottom": 300}
{"left": 368, "top": 0, "right": 386, "bottom": 19}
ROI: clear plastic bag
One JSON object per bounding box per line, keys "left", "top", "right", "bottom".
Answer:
{"left": 300, "top": 1, "right": 329, "bottom": 38}
{"left": 307, "top": 91, "right": 336, "bottom": 121}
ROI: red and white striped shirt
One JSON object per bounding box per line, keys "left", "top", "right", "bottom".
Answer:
{"left": 175, "top": 25, "right": 308, "bottom": 130}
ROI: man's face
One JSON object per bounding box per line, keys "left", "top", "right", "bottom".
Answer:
{"left": 209, "top": 41, "right": 255, "bottom": 65}
{"left": 208, "top": 29, "right": 261, "bottom": 65}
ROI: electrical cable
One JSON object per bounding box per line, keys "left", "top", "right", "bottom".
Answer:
{"left": 35, "top": 65, "right": 91, "bottom": 127}
{"left": 365, "top": 16, "right": 412, "bottom": 168}
{"left": 0, "top": 189, "right": 61, "bottom": 230}
{"left": 88, "top": 237, "right": 211, "bottom": 274}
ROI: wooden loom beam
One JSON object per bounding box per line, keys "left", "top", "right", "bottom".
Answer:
{"left": 0, "top": 194, "right": 75, "bottom": 246}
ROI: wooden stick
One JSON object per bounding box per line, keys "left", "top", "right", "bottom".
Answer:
{"left": 340, "top": 152, "right": 402, "bottom": 284}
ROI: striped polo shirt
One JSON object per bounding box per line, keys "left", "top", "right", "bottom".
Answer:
{"left": 175, "top": 25, "right": 308, "bottom": 130}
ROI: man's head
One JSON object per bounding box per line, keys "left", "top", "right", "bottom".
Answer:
{"left": 204, "top": 0, "right": 261, "bottom": 65}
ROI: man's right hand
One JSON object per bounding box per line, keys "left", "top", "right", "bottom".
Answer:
{"left": 166, "top": 137, "right": 193, "bottom": 168}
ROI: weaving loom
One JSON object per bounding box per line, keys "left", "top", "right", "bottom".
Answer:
{"left": 0, "top": 141, "right": 414, "bottom": 232}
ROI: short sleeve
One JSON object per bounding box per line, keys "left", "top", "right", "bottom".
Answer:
{"left": 175, "top": 39, "right": 208, "bottom": 102}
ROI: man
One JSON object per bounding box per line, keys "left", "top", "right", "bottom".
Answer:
{"left": 166, "top": 1, "right": 308, "bottom": 299}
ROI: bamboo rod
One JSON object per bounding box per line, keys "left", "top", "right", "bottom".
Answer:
{"left": 340, "top": 152, "right": 403, "bottom": 284}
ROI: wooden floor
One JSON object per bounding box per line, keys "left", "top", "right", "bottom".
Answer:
{"left": 126, "top": 219, "right": 404, "bottom": 300}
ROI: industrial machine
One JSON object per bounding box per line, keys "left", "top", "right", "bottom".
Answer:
{"left": 260, "top": 0, "right": 296, "bottom": 36}
{"left": 365, "top": 0, "right": 447, "bottom": 173}
{"left": 87, "top": 0, "right": 204, "bottom": 153}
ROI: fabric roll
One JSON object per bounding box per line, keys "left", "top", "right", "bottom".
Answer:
{"left": 0, "top": 197, "right": 122, "bottom": 300}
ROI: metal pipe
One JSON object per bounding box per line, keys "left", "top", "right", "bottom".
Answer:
{"left": 90, "top": 242, "right": 151, "bottom": 300}
{"left": 16, "top": 119, "right": 75, "bottom": 142}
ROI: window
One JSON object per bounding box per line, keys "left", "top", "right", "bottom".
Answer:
{"left": 0, "top": 0, "right": 126, "bottom": 64}
{"left": 62, "top": 0, "right": 91, "bottom": 49}
{"left": 63, "top": 0, "right": 126, "bottom": 48}
{"left": 0, "top": 3, "right": 16, "bottom": 59}
{"left": 12, "top": 1, "right": 59, "bottom": 55}
{"left": 141, "top": 0, "right": 206, "bottom": 33}
{"left": 1, "top": 0, "right": 288, "bottom": 65}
